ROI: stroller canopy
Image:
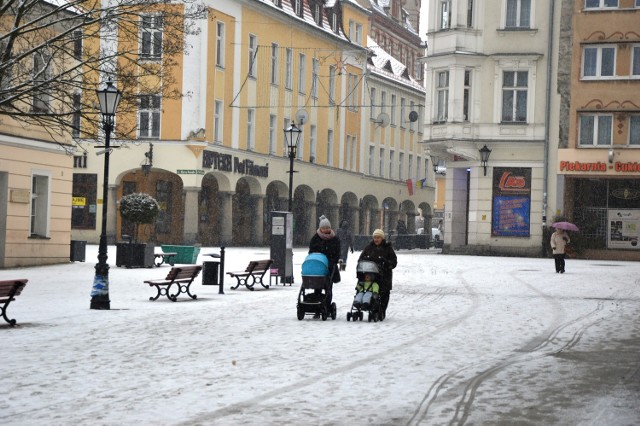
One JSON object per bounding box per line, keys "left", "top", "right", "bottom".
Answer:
{"left": 302, "top": 253, "right": 329, "bottom": 276}
{"left": 357, "top": 260, "right": 381, "bottom": 277}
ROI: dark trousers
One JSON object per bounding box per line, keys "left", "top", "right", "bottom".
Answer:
{"left": 553, "top": 254, "right": 565, "bottom": 273}
{"left": 380, "top": 289, "right": 390, "bottom": 316}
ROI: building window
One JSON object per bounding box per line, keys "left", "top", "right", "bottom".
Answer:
{"left": 313, "top": 4, "right": 323, "bottom": 25}
{"left": 327, "top": 129, "right": 334, "bottom": 166}
{"left": 214, "top": 100, "right": 223, "bottom": 144}
{"left": 311, "top": 58, "right": 319, "bottom": 98}
{"left": 467, "top": 0, "right": 474, "bottom": 27}
{"left": 582, "top": 45, "right": 615, "bottom": 78}
{"left": 347, "top": 73, "right": 358, "bottom": 111}
{"left": 631, "top": 46, "right": 639, "bottom": 76}
{"left": 298, "top": 53, "right": 306, "bottom": 94}
{"left": 391, "top": 94, "right": 397, "bottom": 126}
{"left": 389, "top": 150, "right": 395, "bottom": 180}
{"left": 247, "top": 109, "right": 255, "bottom": 150}
{"left": 139, "top": 95, "right": 161, "bottom": 138}
{"left": 141, "top": 15, "right": 163, "bottom": 59}
{"left": 400, "top": 97, "right": 406, "bottom": 128}
{"left": 399, "top": 152, "right": 404, "bottom": 181}
{"left": 269, "top": 114, "right": 277, "bottom": 154}
{"left": 349, "top": 20, "right": 363, "bottom": 45}
{"left": 285, "top": 48, "right": 293, "bottom": 90}
{"left": 331, "top": 10, "right": 339, "bottom": 33}
{"left": 309, "top": 125, "right": 317, "bottom": 162}
{"left": 329, "top": 65, "right": 336, "bottom": 104}
{"left": 216, "top": 21, "right": 225, "bottom": 68}
{"left": 369, "top": 145, "right": 375, "bottom": 175}
{"left": 293, "top": 0, "right": 303, "bottom": 17}
{"left": 248, "top": 34, "right": 257, "bottom": 78}
{"left": 30, "top": 174, "right": 50, "bottom": 237}
{"left": 72, "top": 174, "right": 97, "bottom": 229}
{"left": 380, "top": 91, "right": 387, "bottom": 115}
{"left": 579, "top": 114, "right": 612, "bottom": 146}
{"left": 408, "top": 154, "right": 414, "bottom": 180}
{"left": 379, "top": 147, "right": 385, "bottom": 177}
{"left": 370, "top": 87, "right": 376, "bottom": 119}
{"left": 440, "top": 0, "right": 451, "bottom": 29}
{"left": 501, "top": 71, "right": 528, "bottom": 123}
{"left": 584, "top": 0, "right": 619, "bottom": 8}
{"left": 271, "top": 43, "right": 279, "bottom": 85}
{"left": 33, "top": 51, "right": 51, "bottom": 112}
{"left": 435, "top": 70, "right": 449, "bottom": 123}
{"left": 410, "top": 101, "right": 416, "bottom": 131}
{"left": 155, "top": 180, "right": 172, "bottom": 234}
{"left": 629, "top": 115, "right": 640, "bottom": 145}
{"left": 72, "top": 30, "right": 83, "bottom": 60}
{"left": 505, "top": 0, "right": 531, "bottom": 28}
{"left": 72, "top": 93, "right": 81, "bottom": 138}
{"left": 463, "top": 69, "right": 471, "bottom": 121}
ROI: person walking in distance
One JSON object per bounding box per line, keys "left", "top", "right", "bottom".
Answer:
{"left": 550, "top": 228, "right": 570, "bottom": 273}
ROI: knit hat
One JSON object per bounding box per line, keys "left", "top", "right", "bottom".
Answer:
{"left": 373, "top": 229, "right": 385, "bottom": 238}
{"left": 318, "top": 215, "right": 331, "bottom": 229}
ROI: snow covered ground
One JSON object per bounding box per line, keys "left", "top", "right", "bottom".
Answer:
{"left": 2, "top": 245, "right": 640, "bottom": 425}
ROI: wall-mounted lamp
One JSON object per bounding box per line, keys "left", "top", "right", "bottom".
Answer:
{"left": 141, "top": 142, "right": 153, "bottom": 176}
{"left": 608, "top": 148, "right": 614, "bottom": 164}
{"left": 430, "top": 155, "right": 439, "bottom": 173}
{"left": 479, "top": 145, "right": 492, "bottom": 176}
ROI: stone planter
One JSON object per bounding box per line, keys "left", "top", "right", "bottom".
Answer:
{"left": 115, "top": 243, "right": 155, "bottom": 268}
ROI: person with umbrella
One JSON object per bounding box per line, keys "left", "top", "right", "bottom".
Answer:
{"left": 550, "top": 222, "right": 576, "bottom": 273}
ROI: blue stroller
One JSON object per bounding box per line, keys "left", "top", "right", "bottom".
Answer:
{"left": 296, "top": 253, "right": 338, "bottom": 321}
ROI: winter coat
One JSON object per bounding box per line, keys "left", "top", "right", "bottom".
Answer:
{"left": 550, "top": 231, "right": 570, "bottom": 255}
{"left": 358, "top": 239, "right": 397, "bottom": 291}
{"left": 336, "top": 224, "right": 353, "bottom": 259}
{"left": 309, "top": 232, "right": 341, "bottom": 283}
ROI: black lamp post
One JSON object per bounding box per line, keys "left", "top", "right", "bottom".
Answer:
{"left": 430, "top": 155, "right": 439, "bottom": 173}
{"left": 479, "top": 144, "right": 492, "bottom": 176}
{"left": 284, "top": 122, "right": 302, "bottom": 211}
{"left": 91, "top": 81, "right": 122, "bottom": 310}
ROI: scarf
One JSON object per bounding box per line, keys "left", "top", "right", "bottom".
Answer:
{"left": 317, "top": 228, "right": 336, "bottom": 240}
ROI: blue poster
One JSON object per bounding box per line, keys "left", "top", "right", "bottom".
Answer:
{"left": 492, "top": 195, "right": 531, "bottom": 236}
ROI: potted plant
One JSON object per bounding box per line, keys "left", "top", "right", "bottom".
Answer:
{"left": 116, "top": 192, "right": 159, "bottom": 268}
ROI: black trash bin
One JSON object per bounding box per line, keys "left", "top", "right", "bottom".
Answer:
{"left": 70, "top": 240, "right": 86, "bottom": 262}
{"left": 202, "top": 261, "right": 219, "bottom": 286}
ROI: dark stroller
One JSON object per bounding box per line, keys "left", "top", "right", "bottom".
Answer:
{"left": 346, "top": 259, "right": 383, "bottom": 322}
{"left": 297, "top": 253, "right": 338, "bottom": 321}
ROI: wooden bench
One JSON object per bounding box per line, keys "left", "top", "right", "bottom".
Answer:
{"left": 226, "top": 259, "right": 273, "bottom": 291}
{"left": 154, "top": 252, "right": 177, "bottom": 267}
{"left": 144, "top": 266, "right": 202, "bottom": 301}
{"left": 0, "top": 279, "right": 28, "bottom": 326}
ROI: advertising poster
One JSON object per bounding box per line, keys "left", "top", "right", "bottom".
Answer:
{"left": 491, "top": 167, "right": 532, "bottom": 237}
{"left": 608, "top": 209, "right": 640, "bottom": 249}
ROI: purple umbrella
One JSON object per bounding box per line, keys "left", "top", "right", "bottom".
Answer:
{"left": 552, "top": 221, "right": 579, "bottom": 232}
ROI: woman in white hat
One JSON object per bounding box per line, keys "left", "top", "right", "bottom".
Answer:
{"left": 358, "top": 229, "right": 397, "bottom": 319}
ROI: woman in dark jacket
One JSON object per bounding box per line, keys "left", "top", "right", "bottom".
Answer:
{"left": 358, "top": 228, "right": 397, "bottom": 319}
{"left": 308, "top": 216, "right": 341, "bottom": 315}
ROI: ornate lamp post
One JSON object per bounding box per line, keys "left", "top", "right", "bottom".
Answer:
{"left": 283, "top": 122, "right": 302, "bottom": 211}
{"left": 91, "top": 81, "right": 122, "bottom": 310}
{"left": 479, "top": 144, "right": 492, "bottom": 176}
{"left": 430, "top": 155, "right": 439, "bottom": 174}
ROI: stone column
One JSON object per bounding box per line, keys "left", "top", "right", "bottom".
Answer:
{"left": 306, "top": 201, "right": 317, "bottom": 240}
{"left": 406, "top": 212, "right": 417, "bottom": 234}
{"left": 250, "top": 194, "right": 264, "bottom": 246}
{"left": 182, "top": 187, "right": 200, "bottom": 244}
{"left": 218, "top": 191, "right": 234, "bottom": 246}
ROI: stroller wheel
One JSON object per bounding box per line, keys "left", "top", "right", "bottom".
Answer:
{"left": 321, "top": 310, "right": 328, "bottom": 321}
{"left": 297, "top": 307, "right": 304, "bottom": 320}
{"left": 358, "top": 312, "right": 364, "bottom": 321}
{"left": 331, "top": 302, "right": 337, "bottom": 320}
{"left": 346, "top": 312, "right": 352, "bottom": 321}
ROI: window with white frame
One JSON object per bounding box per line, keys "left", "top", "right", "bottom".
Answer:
{"left": 579, "top": 114, "right": 612, "bottom": 146}
{"left": 248, "top": 34, "right": 257, "bottom": 78}
{"left": 400, "top": 97, "right": 406, "bottom": 128}
{"left": 72, "top": 93, "right": 81, "bottom": 138}
{"left": 410, "top": 101, "right": 416, "bottom": 131}
{"left": 501, "top": 70, "right": 528, "bottom": 123}
{"left": 467, "top": 0, "right": 474, "bottom": 27}
{"left": 298, "top": 53, "right": 306, "bottom": 94}
{"left": 141, "top": 15, "right": 163, "bottom": 59}
{"left": 285, "top": 48, "right": 293, "bottom": 90}
{"left": 435, "top": 70, "right": 449, "bottom": 123}
{"left": 313, "top": 4, "right": 322, "bottom": 25}
{"left": 439, "top": 0, "right": 451, "bottom": 30}
{"left": 247, "top": 109, "right": 255, "bottom": 150}
{"left": 33, "top": 51, "right": 51, "bottom": 112}
{"left": 30, "top": 174, "right": 50, "bottom": 237}
{"left": 139, "top": 94, "right": 161, "bottom": 138}
{"left": 214, "top": 99, "right": 223, "bottom": 143}
{"left": 629, "top": 115, "right": 640, "bottom": 145}
{"left": 216, "top": 21, "right": 225, "bottom": 67}
{"left": 505, "top": 0, "right": 531, "bottom": 28}
{"left": 417, "top": 155, "right": 423, "bottom": 179}
{"left": 399, "top": 152, "right": 404, "bottom": 180}
{"left": 584, "top": 0, "right": 619, "bottom": 8}
{"left": 329, "top": 65, "right": 336, "bottom": 104}
{"left": 389, "top": 150, "right": 395, "bottom": 179}
{"left": 381, "top": 91, "right": 387, "bottom": 115}
{"left": 408, "top": 154, "right": 414, "bottom": 180}
{"left": 370, "top": 87, "right": 376, "bottom": 119}
{"left": 348, "top": 73, "right": 358, "bottom": 111}
{"left": 331, "top": 10, "right": 339, "bottom": 33}
{"left": 310, "top": 125, "right": 317, "bottom": 162}
{"left": 269, "top": 114, "right": 277, "bottom": 154}
{"left": 311, "top": 58, "right": 319, "bottom": 98}
{"left": 271, "top": 43, "right": 279, "bottom": 85}
{"left": 72, "top": 30, "right": 83, "bottom": 60}
{"left": 631, "top": 45, "right": 640, "bottom": 76}
{"left": 327, "top": 129, "right": 334, "bottom": 166}
{"left": 283, "top": 118, "right": 290, "bottom": 156}
{"left": 293, "top": 0, "right": 303, "bottom": 17}
{"left": 582, "top": 45, "right": 615, "bottom": 78}
{"left": 369, "top": 145, "right": 375, "bottom": 175}
{"left": 379, "top": 147, "right": 385, "bottom": 177}
{"left": 464, "top": 69, "right": 471, "bottom": 121}
{"left": 349, "top": 20, "right": 362, "bottom": 45}
{"left": 391, "top": 94, "right": 397, "bottom": 126}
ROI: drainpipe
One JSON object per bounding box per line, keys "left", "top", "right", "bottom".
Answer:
{"left": 543, "top": 0, "right": 556, "bottom": 257}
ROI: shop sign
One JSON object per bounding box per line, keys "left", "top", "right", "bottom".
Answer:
{"left": 202, "top": 150, "right": 269, "bottom": 178}
{"left": 608, "top": 209, "right": 640, "bottom": 250}
{"left": 491, "top": 168, "right": 531, "bottom": 237}
{"left": 177, "top": 169, "right": 205, "bottom": 175}
{"left": 559, "top": 161, "right": 640, "bottom": 173}
{"left": 72, "top": 197, "right": 86, "bottom": 206}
